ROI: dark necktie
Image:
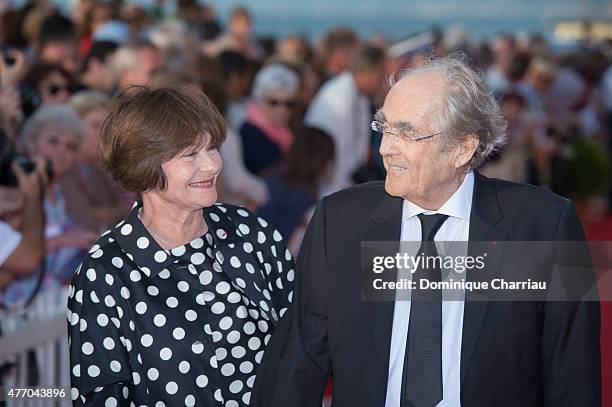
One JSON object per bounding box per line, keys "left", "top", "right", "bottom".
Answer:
{"left": 401, "top": 213, "right": 449, "bottom": 407}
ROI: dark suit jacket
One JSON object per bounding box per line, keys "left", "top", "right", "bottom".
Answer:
{"left": 252, "top": 172, "right": 601, "bottom": 407}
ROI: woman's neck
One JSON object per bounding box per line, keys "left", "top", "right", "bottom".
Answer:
{"left": 139, "top": 195, "right": 208, "bottom": 249}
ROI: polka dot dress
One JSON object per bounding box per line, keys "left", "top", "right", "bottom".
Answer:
{"left": 67, "top": 202, "right": 295, "bottom": 406}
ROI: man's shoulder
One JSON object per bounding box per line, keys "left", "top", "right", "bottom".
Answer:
{"left": 485, "top": 176, "right": 572, "bottom": 211}
{"left": 324, "top": 181, "right": 392, "bottom": 212}
{"left": 308, "top": 73, "right": 355, "bottom": 110}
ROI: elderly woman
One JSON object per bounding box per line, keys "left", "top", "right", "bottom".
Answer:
{"left": 240, "top": 63, "right": 299, "bottom": 175}
{"left": 61, "top": 91, "right": 134, "bottom": 232}
{"left": 3, "top": 106, "right": 98, "bottom": 306}
{"left": 67, "top": 83, "right": 295, "bottom": 406}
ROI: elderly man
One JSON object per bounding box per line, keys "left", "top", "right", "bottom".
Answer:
{"left": 252, "top": 55, "right": 600, "bottom": 406}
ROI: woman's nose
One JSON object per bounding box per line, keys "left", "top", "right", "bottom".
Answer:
{"left": 199, "top": 153, "right": 222, "bottom": 173}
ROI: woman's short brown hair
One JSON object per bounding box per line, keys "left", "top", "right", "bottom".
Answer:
{"left": 100, "top": 81, "right": 226, "bottom": 192}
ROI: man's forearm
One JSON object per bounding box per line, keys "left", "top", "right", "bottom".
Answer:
{"left": 2, "top": 195, "right": 45, "bottom": 273}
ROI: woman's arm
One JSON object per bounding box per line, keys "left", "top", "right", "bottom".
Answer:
{"left": 67, "top": 259, "right": 133, "bottom": 405}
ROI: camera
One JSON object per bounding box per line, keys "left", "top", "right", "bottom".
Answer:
{"left": 0, "top": 128, "right": 53, "bottom": 186}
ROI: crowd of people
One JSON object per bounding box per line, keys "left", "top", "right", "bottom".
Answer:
{"left": 0, "top": 1, "right": 611, "bottom": 309}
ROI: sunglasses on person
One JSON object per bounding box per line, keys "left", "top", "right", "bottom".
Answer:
{"left": 43, "top": 84, "right": 68, "bottom": 95}
{"left": 264, "top": 98, "right": 296, "bottom": 108}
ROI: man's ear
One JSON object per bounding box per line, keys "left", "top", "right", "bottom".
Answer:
{"left": 454, "top": 134, "right": 479, "bottom": 168}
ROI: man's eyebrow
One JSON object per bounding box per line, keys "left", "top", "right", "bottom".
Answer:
{"left": 374, "top": 109, "right": 415, "bottom": 133}
{"left": 374, "top": 109, "right": 385, "bottom": 122}
{"left": 394, "top": 121, "right": 414, "bottom": 133}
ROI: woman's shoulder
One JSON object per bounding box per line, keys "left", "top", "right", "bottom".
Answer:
{"left": 68, "top": 228, "right": 125, "bottom": 291}
{"left": 206, "top": 202, "right": 281, "bottom": 240}
{"left": 207, "top": 202, "right": 264, "bottom": 226}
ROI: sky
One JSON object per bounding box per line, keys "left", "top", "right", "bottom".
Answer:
{"left": 207, "top": 0, "right": 612, "bottom": 39}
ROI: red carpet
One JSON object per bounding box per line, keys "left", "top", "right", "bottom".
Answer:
{"left": 583, "top": 215, "right": 612, "bottom": 407}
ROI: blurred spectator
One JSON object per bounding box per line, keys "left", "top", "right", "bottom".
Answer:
{"left": 240, "top": 63, "right": 299, "bottom": 175}
{"left": 177, "top": 0, "right": 221, "bottom": 40}
{"left": 275, "top": 35, "right": 311, "bottom": 66}
{"left": 305, "top": 44, "right": 385, "bottom": 196}
{"left": 201, "top": 78, "right": 270, "bottom": 208}
{"left": 61, "top": 90, "right": 132, "bottom": 233}
{"left": 204, "top": 6, "right": 263, "bottom": 60}
{"left": 257, "top": 126, "right": 335, "bottom": 255}
{"left": 485, "top": 33, "right": 515, "bottom": 94}
{"left": 0, "top": 8, "right": 30, "bottom": 48}
{"left": 22, "top": 6, "right": 54, "bottom": 52}
{"left": 120, "top": 3, "right": 151, "bottom": 38}
{"left": 506, "top": 50, "right": 532, "bottom": 86}
{"left": 20, "top": 62, "right": 75, "bottom": 113}
{"left": 516, "top": 57, "right": 557, "bottom": 117}
{"left": 0, "top": 139, "right": 46, "bottom": 293}
{"left": 548, "top": 65, "right": 587, "bottom": 128}
{"left": 0, "top": 81, "right": 23, "bottom": 137}
{"left": 219, "top": 50, "right": 252, "bottom": 130}
{"left": 316, "top": 27, "right": 359, "bottom": 84}
{"left": 78, "top": 40, "right": 119, "bottom": 94}
{"left": 76, "top": 0, "right": 115, "bottom": 56}
{"left": 149, "top": 18, "right": 200, "bottom": 79}
{"left": 4, "top": 105, "right": 97, "bottom": 306}
{"left": 36, "top": 14, "right": 78, "bottom": 75}
{"left": 480, "top": 92, "right": 530, "bottom": 182}
{"left": 514, "top": 57, "right": 559, "bottom": 187}
{"left": 112, "top": 40, "right": 163, "bottom": 87}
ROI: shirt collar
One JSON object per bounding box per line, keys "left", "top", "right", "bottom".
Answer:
{"left": 402, "top": 170, "right": 474, "bottom": 221}
{"left": 111, "top": 201, "right": 243, "bottom": 278}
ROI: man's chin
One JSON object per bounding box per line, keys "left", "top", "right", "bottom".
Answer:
{"left": 384, "top": 178, "right": 405, "bottom": 199}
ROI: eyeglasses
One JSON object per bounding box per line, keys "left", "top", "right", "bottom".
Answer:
{"left": 265, "top": 98, "right": 296, "bottom": 109}
{"left": 371, "top": 120, "right": 447, "bottom": 143}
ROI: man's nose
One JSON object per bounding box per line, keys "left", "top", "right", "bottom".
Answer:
{"left": 379, "top": 132, "right": 398, "bottom": 157}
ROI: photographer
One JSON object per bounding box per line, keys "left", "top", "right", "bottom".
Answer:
{"left": 0, "top": 159, "right": 46, "bottom": 293}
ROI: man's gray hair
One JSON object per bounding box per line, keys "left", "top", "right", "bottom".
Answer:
{"left": 390, "top": 53, "right": 507, "bottom": 169}
{"left": 20, "top": 105, "right": 85, "bottom": 147}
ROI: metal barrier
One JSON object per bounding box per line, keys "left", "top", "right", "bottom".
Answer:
{"left": 0, "top": 287, "right": 70, "bottom": 407}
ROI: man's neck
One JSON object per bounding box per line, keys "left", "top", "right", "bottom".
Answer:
{"left": 408, "top": 173, "right": 467, "bottom": 211}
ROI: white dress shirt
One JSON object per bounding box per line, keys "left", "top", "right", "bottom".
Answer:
{"left": 384, "top": 170, "right": 475, "bottom": 407}
{"left": 305, "top": 72, "right": 371, "bottom": 197}
{"left": 0, "top": 220, "right": 22, "bottom": 266}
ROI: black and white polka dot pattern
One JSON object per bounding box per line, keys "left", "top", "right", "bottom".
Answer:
{"left": 67, "top": 202, "right": 295, "bottom": 406}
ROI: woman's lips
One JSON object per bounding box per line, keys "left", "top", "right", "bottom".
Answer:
{"left": 189, "top": 179, "right": 215, "bottom": 188}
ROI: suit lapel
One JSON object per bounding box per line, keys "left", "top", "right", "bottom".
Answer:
{"left": 461, "top": 172, "right": 507, "bottom": 382}
{"left": 364, "top": 192, "right": 403, "bottom": 382}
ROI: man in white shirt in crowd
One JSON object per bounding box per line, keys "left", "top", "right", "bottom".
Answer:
{"left": 305, "top": 45, "right": 386, "bottom": 196}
